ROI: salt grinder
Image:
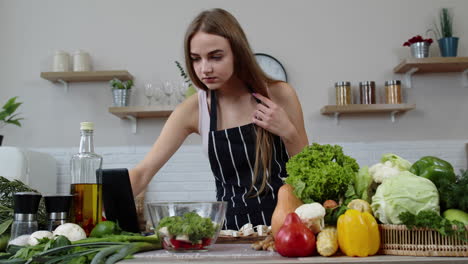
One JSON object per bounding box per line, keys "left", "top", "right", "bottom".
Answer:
{"left": 44, "top": 194, "right": 73, "bottom": 231}
{"left": 10, "top": 192, "right": 42, "bottom": 241}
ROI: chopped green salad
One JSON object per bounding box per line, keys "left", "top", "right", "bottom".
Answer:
{"left": 157, "top": 212, "right": 217, "bottom": 246}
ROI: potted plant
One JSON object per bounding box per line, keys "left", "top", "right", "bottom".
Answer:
{"left": 0, "top": 96, "right": 23, "bottom": 146}
{"left": 110, "top": 78, "right": 134, "bottom": 107}
{"left": 428, "top": 8, "right": 458, "bottom": 57}
{"left": 403, "top": 35, "right": 433, "bottom": 58}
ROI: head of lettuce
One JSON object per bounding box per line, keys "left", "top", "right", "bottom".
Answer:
{"left": 371, "top": 171, "right": 440, "bottom": 224}
{"left": 285, "top": 143, "right": 359, "bottom": 204}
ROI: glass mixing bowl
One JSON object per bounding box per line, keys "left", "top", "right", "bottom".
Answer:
{"left": 147, "top": 201, "right": 227, "bottom": 252}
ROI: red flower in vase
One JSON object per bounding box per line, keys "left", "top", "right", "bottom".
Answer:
{"left": 403, "top": 35, "right": 433, "bottom": 46}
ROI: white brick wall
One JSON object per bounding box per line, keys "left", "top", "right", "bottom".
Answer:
{"left": 34, "top": 139, "right": 468, "bottom": 204}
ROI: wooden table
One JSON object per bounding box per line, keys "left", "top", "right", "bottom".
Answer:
{"left": 120, "top": 244, "right": 468, "bottom": 264}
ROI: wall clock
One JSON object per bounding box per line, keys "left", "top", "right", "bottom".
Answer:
{"left": 254, "top": 53, "right": 288, "bottom": 82}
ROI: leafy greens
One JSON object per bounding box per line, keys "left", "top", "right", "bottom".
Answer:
{"left": 157, "top": 212, "right": 217, "bottom": 243}
{"left": 399, "top": 210, "right": 467, "bottom": 242}
{"left": 285, "top": 143, "right": 359, "bottom": 204}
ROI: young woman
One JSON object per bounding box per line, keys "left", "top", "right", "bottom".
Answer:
{"left": 129, "top": 8, "right": 308, "bottom": 230}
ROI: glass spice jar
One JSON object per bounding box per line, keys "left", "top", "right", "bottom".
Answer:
{"left": 359, "top": 81, "right": 376, "bottom": 104}
{"left": 335, "top": 81, "right": 352, "bottom": 105}
{"left": 385, "top": 80, "right": 402, "bottom": 104}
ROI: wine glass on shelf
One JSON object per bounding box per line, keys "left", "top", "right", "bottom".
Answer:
{"left": 162, "top": 80, "right": 174, "bottom": 106}
{"left": 144, "top": 83, "right": 154, "bottom": 106}
{"left": 153, "top": 84, "right": 162, "bottom": 106}
{"left": 177, "top": 82, "right": 189, "bottom": 103}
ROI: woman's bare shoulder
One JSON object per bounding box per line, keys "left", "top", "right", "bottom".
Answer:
{"left": 268, "top": 81, "right": 298, "bottom": 106}
{"left": 171, "top": 92, "right": 199, "bottom": 134}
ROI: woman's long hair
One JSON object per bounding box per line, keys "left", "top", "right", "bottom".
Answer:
{"left": 184, "top": 8, "right": 280, "bottom": 197}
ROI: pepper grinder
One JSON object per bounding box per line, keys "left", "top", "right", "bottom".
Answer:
{"left": 44, "top": 194, "right": 73, "bottom": 231}
{"left": 9, "top": 192, "right": 42, "bottom": 243}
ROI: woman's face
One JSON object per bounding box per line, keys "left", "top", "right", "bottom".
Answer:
{"left": 190, "top": 31, "right": 236, "bottom": 90}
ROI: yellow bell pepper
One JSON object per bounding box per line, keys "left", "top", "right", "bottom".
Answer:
{"left": 337, "top": 209, "right": 380, "bottom": 257}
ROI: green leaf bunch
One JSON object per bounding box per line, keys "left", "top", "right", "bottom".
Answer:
{"left": 2, "top": 234, "right": 160, "bottom": 264}
{"left": 174, "top": 61, "right": 192, "bottom": 86}
{"left": 157, "top": 212, "right": 217, "bottom": 243}
{"left": 109, "top": 78, "right": 134, "bottom": 90}
{"left": 0, "top": 97, "right": 23, "bottom": 129}
{"left": 428, "top": 8, "right": 454, "bottom": 39}
{"left": 399, "top": 210, "right": 467, "bottom": 242}
{"left": 285, "top": 143, "right": 360, "bottom": 204}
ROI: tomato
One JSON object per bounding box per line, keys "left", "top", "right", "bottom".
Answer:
{"left": 169, "top": 239, "right": 204, "bottom": 250}
{"left": 275, "top": 212, "right": 316, "bottom": 257}
{"left": 202, "top": 238, "right": 211, "bottom": 247}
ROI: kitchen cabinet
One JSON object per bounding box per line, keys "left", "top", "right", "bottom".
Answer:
{"left": 320, "top": 104, "right": 415, "bottom": 124}
{"left": 109, "top": 106, "right": 173, "bottom": 133}
{"left": 40, "top": 70, "right": 133, "bottom": 92}
{"left": 393, "top": 57, "right": 468, "bottom": 88}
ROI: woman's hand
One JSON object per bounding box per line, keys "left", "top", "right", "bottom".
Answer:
{"left": 251, "top": 93, "right": 299, "bottom": 141}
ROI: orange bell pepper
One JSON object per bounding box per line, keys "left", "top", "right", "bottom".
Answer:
{"left": 337, "top": 209, "right": 380, "bottom": 257}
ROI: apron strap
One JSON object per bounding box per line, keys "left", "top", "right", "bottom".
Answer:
{"left": 209, "top": 90, "right": 218, "bottom": 132}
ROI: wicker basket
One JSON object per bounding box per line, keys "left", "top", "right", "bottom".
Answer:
{"left": 379, "top": 224, "right": 468, "bottom": 257}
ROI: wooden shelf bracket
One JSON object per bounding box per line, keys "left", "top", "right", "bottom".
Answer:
{"left": 334, "top": 112, "right": 340, "bottom": 125}
{"left": 463, "top": 69, "right": 468, "bottom": 88}
{"left": 57, "top": 79, "right": 69, "bottom": 93}
{"left": 125, "top": 115, "right": 137, "bottom": 134}
{"left": 390, "top": 111, "right": 398, "bottom": 123}
{"left": 404, "top": 68, "right": 419, "bottom": 88}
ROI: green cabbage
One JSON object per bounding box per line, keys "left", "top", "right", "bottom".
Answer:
{"left": 285, "top": 143, "right": 359, "bottom": 204}
{"left": 354, "top": 166, "right": 373, "bottom": 203}
{"left": 381, "top": 153, "right": 412, "bottom": 171}
{"left": 371, "top": 171, "right": 440, "bottom": 224}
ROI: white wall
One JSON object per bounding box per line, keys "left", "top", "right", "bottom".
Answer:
{"left": 1, "top": 0, "right": 468, "bottom": 148}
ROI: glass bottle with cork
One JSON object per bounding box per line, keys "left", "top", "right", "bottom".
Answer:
{"left": 70, "top": 122, "right": 103, "bottom": 235}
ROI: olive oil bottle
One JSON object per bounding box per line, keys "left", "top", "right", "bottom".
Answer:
{"left": 70, "top": 122, "right": 103, "bottom": 235}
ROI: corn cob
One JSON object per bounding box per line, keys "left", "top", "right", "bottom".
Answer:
{"left": 316, "top": 226, "right": 338, "bottom": 257}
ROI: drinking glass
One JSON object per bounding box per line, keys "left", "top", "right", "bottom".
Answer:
{"left": 144, "top": 83, "right": 154, "bottom": 106}
{"left": 153, "top": 85, "right": 162, "bottom": 105}
{"left": 176, "top": 82, "right": 189, "bottom": 103}
{"left": 162, "top": 80, "right": 174, "bottom": 105}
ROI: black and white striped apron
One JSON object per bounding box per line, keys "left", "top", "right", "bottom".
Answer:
{"left": 207, "top": 90, "right": 289, "bottom": 230}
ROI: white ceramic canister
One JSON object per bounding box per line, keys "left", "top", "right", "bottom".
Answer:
{"left": 72, "top": 50, "right": 92, "bottom": 71}
{"left": 52, "top": 50, "right": 70, "bottom": 72}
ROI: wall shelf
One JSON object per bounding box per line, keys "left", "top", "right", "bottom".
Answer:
{"left": 108, "top": 106, "right": 174, "bottom": 133}
{"left": 321, "top": 104, "right": 416, "bottom": 124}
{"left": 393, "top": 57, "right": 468, "bottom": 88}
{"left": 40, "top": 70, "right": 133, "bottom": 92}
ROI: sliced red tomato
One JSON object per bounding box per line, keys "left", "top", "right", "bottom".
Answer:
{"left": 170, "top": 239, "right": 204, "bottom": 250}
{"left": 202, "top": 238, "right": 211, "bottom": 247}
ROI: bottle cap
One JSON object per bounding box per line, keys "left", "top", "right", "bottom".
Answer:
{"left": 13, "top": 192, "right": 42, "bottom": 214}
{"left": 385, "top": 80, "right": 401, "bottom": 86}
{"left": 80, "top": 122, "right": 94, "bottom": 130}
{"left": 44, "top": 194, "right": 73, "bottom": 214}
{"left": 335, "top": 81, "right": 351, "bottom": 87}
